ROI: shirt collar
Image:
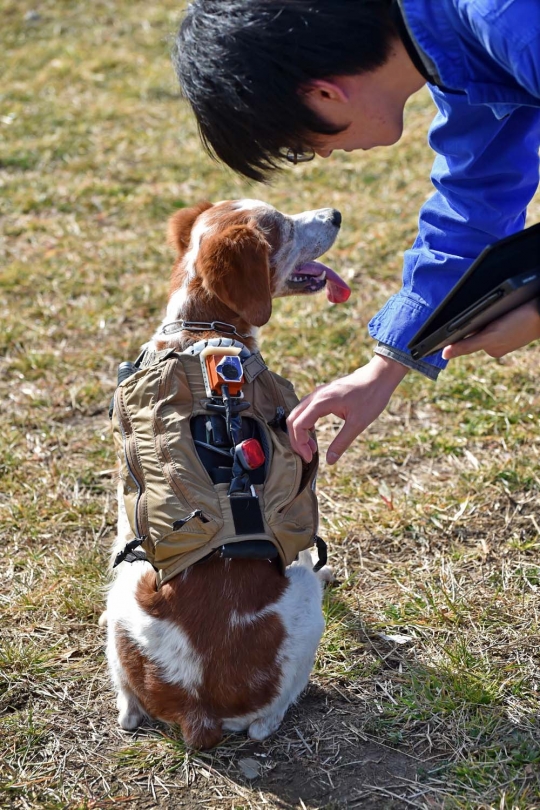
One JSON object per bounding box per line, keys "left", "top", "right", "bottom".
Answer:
{"left": 390, "top": 0, "right": 442, "bottom": 87}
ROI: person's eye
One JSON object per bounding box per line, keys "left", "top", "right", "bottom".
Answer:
{"left": 284, "top": 147, "right": 316, "bottom": 164}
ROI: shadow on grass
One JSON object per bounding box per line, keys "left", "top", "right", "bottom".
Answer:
{"left": 3, "top": 584, "right": 538, "bottom": 808}
{"left": 109, "top": 588, "right": 536, "bottom": 808}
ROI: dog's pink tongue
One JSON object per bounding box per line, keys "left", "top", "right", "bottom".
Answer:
{"left": 297, "top": 261, "right": 351, "bottom": 303}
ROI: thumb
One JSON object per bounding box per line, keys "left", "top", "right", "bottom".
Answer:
{"left": 442, "top": 333, "right": 481, "bottom": 360}
{"left": 326, "top": 419, "right": 361, "bottom": 465}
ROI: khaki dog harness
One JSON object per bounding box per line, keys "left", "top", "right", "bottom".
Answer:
{"left": 110, "top": 337, "right": 323, "bottom": 587}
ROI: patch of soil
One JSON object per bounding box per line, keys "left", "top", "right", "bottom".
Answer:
{"left": 107, "top": 688, "right": 430, "bottom": 809}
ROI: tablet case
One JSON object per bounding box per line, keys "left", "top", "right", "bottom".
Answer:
{"left": 408, "top": 222, "right": 540, "bottom": 360}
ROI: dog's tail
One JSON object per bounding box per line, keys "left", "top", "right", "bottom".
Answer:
{"left": 180, "top": 711, "right": 223, "bottom": 750}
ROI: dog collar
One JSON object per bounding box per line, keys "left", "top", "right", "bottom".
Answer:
{"left": 160, "top": 319, "right": 251, "bottom": 339}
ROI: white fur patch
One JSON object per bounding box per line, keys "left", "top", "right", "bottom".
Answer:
{"left": 223, "top": 558, "right": 325, "bottom": 737}
{"left": 116, "top": 688, "right": 146, "bottom": 730}
{"left": 229, "top": 605, "right": 272, "bottom": 629}
{"left": 164, "top": 285, "right": 190, "bottom": 323}
{"left": 231, "top": 199, "right": 272, "bottom": 213}
{"left": 107, "top": 564, "right": 204, "bottom": 696}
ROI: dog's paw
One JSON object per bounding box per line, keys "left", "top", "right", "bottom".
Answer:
{"left": 98, "top": 611, "right": 108, "bottom": 628}
{"left": 117, "top": 691, "right": 146, "bottom": 730}
{"left": 248, "top": 712, "right": 284, "bottom": 741}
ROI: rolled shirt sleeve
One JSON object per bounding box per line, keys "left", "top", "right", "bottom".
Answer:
{"left": 368, "top": 86, "right": 540, "bottom": 372}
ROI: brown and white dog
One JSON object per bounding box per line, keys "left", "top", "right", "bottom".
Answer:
{"left": 105, "top": 199, "right": 349, "bottom": 749}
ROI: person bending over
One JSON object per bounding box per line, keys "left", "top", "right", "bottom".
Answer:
{"left": 174, "top": 0, "right": 540, "bottom": 464}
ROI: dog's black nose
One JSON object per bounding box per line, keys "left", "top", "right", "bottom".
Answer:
{"left": 331, "top": 209, "right": 342, "bottom": 228}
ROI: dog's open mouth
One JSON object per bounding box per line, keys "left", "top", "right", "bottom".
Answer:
{"left": 287, "top": 261, "right": 351, "bottom": 304}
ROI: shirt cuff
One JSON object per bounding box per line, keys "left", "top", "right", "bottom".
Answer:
{"left": 368, "top": 292, "right": 448, "bottom": 371}
{"left": 374, "top": 342, "right": 440, "bottom": 380}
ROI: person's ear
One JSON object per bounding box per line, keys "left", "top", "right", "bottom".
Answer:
{"left": 300, "top": 78, "right": 349, "bottom": 105}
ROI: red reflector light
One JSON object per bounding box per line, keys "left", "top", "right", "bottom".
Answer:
{"left": 235, "top": 439, "right": 265, "bottom": 470}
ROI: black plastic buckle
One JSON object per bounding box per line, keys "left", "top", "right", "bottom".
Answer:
{"left": 268, "top": 406, "right": 287, "bottom": 431}
{"left": 113, "top": 536, "right": 147, "bottom": 568}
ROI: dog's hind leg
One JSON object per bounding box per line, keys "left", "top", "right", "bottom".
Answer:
{"left": 247, "top": 564, "right": 326, "bottom": 742}
{"left": 108, "top": 648, "right": 147, "bottom": 730}
{"left": 106, "top": 612, "right": 147, "bottom": 730}
{"left": 246, "top": 652, "right": 313, "bottom": 742}
{"left": 116, "top": 684, "right": 147, "bottom": 730}
{"left": 248, "top": 710, "right": 286, "bottom": 741}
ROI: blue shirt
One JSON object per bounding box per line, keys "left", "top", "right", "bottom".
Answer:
{"left": 368, "top": 0, "right": 540, "bottom": 371}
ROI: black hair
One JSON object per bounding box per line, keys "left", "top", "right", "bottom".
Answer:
{"left": 173, "top": 0, "right": 396, "bottom": 182}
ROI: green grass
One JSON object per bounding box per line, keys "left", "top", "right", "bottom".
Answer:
{"left": 2, "top": 0, "right": 540, "bottom": 807}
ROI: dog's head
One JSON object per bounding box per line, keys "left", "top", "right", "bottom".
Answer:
{"left": 156, "top": 199, "right": 349, "bottom": 346}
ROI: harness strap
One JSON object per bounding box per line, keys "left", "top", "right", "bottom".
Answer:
{"left": 313, "top": 535, "right": 328, "bottom": 572}
{"left": 113, "top": 536, "right": 151, "bottom": 569}
{"left": 115, "top": 535, "right": 327, "bottom": 572}
{"left": 220, "top": 540, "right": 278, "bottom": 561}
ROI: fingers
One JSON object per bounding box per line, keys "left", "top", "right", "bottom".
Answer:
{"left": 488, "top": 299, "right": 540, "bottom": 355}
{"left": 287, "top": 391, "right": 334, "bottom": 462}
{"left": 442, "top": 333, "right": 486, "bottom": 360}
{"left": 326, "top": 419, "right": 364, "bottom": 465}
{"left": 442, "top": 302, "right": 540, "bottom": 361}
{"left": 289, "top": 395, "right": 366, "bottom": 466}
{"left": 287, "top": 361, "right": 401, "bottom": 465}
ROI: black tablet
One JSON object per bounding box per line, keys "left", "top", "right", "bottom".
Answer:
{"left": 408, "top": 222, "right": 540, "bottom": 361}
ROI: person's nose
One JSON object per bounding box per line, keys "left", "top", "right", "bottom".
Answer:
{"left": 314, "top": 148, "right": 333, "bottom": 158}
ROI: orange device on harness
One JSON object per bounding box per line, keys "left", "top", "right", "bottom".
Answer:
{"left": 203, "top": 353, "right": 244, "bottom": 397}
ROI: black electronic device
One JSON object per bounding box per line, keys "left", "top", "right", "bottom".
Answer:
{"left": 408, "top": 222, "right": 540, "bottom": 360}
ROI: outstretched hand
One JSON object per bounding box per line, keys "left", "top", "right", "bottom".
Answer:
{"left": 442, "top": 299, "right": 540, "bottom": 360}
{"left": 287, "top": 355, "right": 409, "bottom": 465}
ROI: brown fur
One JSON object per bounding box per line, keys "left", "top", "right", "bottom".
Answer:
{"left": 115, "top": 559, "right": 287, "bottom": 748}
{"left": 196, "top": 224, "right": 272, "bottom": 327}
{"left": 116, "top": 630, "right": 224, "bottom": 750}
{"left": 167, "top": 201, "right": 213, "bottom": 256}
{"left": 110, "top": 199, "right": 335, "bottom": 749}
{"left": 158, "top": 202, "right": 273, "bottom": 352}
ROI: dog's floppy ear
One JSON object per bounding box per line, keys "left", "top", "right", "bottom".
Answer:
{"left": 167, "top": 202, "right": 213, "bottom": 254}
{"left": 196, "top": 224, "right": 272, "bottom": 327}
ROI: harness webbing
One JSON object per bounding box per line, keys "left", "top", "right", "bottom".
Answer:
{"left": 110, "top": 338, "right": 326, "bottom": 583}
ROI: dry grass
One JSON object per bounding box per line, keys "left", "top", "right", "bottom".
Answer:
{"left": 1, "top": 1, "right": 540, "bottom": 808}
